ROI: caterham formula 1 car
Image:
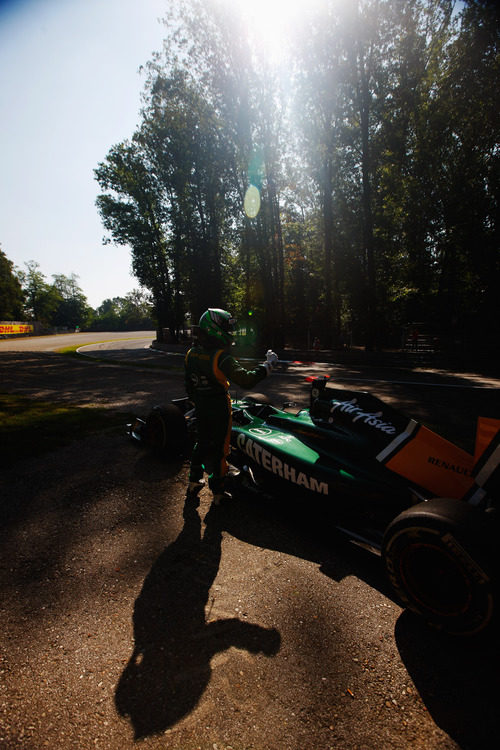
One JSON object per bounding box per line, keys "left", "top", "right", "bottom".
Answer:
{"left": 128, "top": 376, "right": 499, "bottom": 636}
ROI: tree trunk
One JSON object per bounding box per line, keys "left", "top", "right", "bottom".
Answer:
{"left": 322, "top": 158, "right": 335, "bottom": 349}
{"left": 358, "top": 46, "right": 377, "bottom": 351}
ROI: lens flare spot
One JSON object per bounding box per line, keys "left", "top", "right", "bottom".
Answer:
{"left": 244, "top": 185, "right": 261, "bottom": 218}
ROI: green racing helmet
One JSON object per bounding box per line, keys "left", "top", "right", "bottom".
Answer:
{"left": 199, "top": 308, "right": 236, "bottom": 346}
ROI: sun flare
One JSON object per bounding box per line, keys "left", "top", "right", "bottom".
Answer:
{"left": 226, "top": 0, "right": 326, "bottom": 62}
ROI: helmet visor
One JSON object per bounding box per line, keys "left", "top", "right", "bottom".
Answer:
{"left": 210, "top": 309, "right": 235, "bottom": 335}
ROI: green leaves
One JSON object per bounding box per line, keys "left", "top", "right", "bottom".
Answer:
{"left": 0, "top": 247, "right": 24, "bottom": 320}
{"left": 92, "top": 0, "right": 499, "bottom": 354}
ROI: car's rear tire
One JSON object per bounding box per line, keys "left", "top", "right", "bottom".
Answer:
{"left": 382, "top": 498, "right": 495, "bottom": 635}
{"left": 144, "top": 404, "right": 188, "bottom": 456}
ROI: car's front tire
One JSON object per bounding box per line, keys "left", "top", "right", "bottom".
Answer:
{"left": 382, "top": 498, "right": 495, "bottom": 635}
{"left": 144, "top": 404, "right": 188, "bottom": 456}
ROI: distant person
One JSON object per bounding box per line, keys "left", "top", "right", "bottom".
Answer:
{"left": 411, "top": 328, "right": 419, "bottom": 351}
{"left": 184, "top": 308, "right": 277, "bottom": 505}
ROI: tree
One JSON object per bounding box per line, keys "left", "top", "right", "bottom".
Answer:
{"left": 0, "top": 247, "right": 24, "bottom": 320}
{"left": 90, "top": 291, "right": 154, "bottom": 331}
{"left": 17, "top": 261, "right": 60, "bottom": 326}
{"left": 292, "top": 2, "right": 349, "bottom": 347}
{"left": 139, "top": 67, "right": 235, "bottom": 320}
{"left": 95, "top": 140, "right": 173, "bottom": 340}
{"left": 117, "top": 289, "right": 154, "bottom": 329}
{"left": 363, "top": 0, "right": 455, "bottom": 341}
{"left": 96, "top": 0, "right": 288, "bottom": 348}
{"left": 93, "top": 0, "right": 499, "bottom": 355}
{"left": 430, "top": 0, "right": 500, "bottom": 349}
{"left": 51, "top": 273, "right": 92, "bottom": 329}
{"left": 16, "top": 263, "right": 91, "bottom": 329}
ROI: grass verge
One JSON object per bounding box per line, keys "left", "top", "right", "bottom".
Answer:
{"left": 0, "top": 393, "right": 131, "bottom": 466}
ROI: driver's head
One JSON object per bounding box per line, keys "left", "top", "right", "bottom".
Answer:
{"left": 198, "top": 308, "right": 236, "bottom": 347}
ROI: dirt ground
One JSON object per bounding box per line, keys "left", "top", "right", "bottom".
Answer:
{"left": 1, "top": 343, "right": 499, "bottom": 750}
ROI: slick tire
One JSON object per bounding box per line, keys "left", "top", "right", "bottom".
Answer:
{"left": 382, "top": 498, "right": 495, "bottom": 636}
{"left": 144, "top": 404, "right": 188, "bottom": 456}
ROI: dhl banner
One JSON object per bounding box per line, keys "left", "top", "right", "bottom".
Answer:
{"left": 0, "top": 323, "right": 34, "bottom": 335}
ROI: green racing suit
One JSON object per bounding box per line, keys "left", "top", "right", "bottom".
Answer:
{"left": 185, "top": 344, "right": 268, "bottom": 494}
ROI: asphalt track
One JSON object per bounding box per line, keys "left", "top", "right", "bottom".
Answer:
{"left": 77, "top": 333, "right": 500, "bottom": 391}
{"left": 1, "top": 332, "right": 499, "bottom": 750}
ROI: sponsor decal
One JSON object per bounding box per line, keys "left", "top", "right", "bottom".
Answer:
{"left": 0, "top": 323, "right": 34, "bottom": 335}
{"left": 249, "top": 427, "right": 273, "bottom": 437}
{"left": 329, "top": 398, "right": 397, "bottom": 435}
{"left": 427, "top": 456, "right": 473, "bottom": 477}
{"left": 236, "top": 433, "right": 328, "bottom": 495}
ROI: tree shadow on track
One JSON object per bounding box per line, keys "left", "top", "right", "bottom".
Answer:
{"left": 0, "top": 350, "right": 181, "bottom": 412}
{"left": 395, "top": 610, "right": 500, "bottom": 750}
{"left": 115, "top": 495, "right": 281, "bottom": 740}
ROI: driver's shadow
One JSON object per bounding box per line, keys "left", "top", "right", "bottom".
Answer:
{"left": 115, "top": 497, "right": 281, "bottom": 739}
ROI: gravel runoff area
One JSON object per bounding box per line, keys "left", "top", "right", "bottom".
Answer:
{"left": 1, "top": 342, "right": 500, "bottom": 750}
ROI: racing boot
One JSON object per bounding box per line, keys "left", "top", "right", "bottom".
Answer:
{"left": 226, "top": 465, "right": 241, "bottom": 480}
{"left": 212, "top": 466, "right": 239, "bottom": 504}
{"left": 225, "top": 465, "right": 241, "bottom": 493}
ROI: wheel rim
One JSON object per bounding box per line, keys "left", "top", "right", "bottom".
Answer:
{"left": 399, "top": 542, "right": 472, "bottom": 617}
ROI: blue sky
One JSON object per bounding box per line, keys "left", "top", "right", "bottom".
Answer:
{"left": 0, "top": 0, "right": 320, "bottom": 309}
{"left": 0, "top": 0, "right": 167, "bottom": 308}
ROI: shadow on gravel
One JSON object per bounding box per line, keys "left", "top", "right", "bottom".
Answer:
{"left": 212, "top": 491, "right": 397, "bottom": 603}
{"left": 395, "top": 610, "right": 500, "bottom": 750}
{"left": 115, "top": 495, "right": 281, "bottom": 739}
{"left": 194, "top": 492, "right": 500, "bottom": 749}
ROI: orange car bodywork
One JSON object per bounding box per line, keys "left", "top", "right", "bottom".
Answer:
{"left": 383, "top": 416, "right": 500, "bottom": 502}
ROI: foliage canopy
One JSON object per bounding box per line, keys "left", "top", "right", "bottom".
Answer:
{"left": 95, "top": 0, "right": 500, "bottom": 354}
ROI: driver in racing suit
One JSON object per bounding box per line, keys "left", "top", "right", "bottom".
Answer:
{"left": 185, "top": 308, "right": 277, "bottom": 505}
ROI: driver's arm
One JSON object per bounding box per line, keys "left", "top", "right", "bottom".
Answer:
{"left": 218, "top": 352, "right": 268, "bottom": 388}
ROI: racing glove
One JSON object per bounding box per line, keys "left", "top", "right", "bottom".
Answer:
{"left": 262, "top": 350, "right": 278, "bottom": 375}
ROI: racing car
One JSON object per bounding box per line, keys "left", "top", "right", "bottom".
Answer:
{"left": 128, "top": 375, "right": 499, "bottom": 636}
